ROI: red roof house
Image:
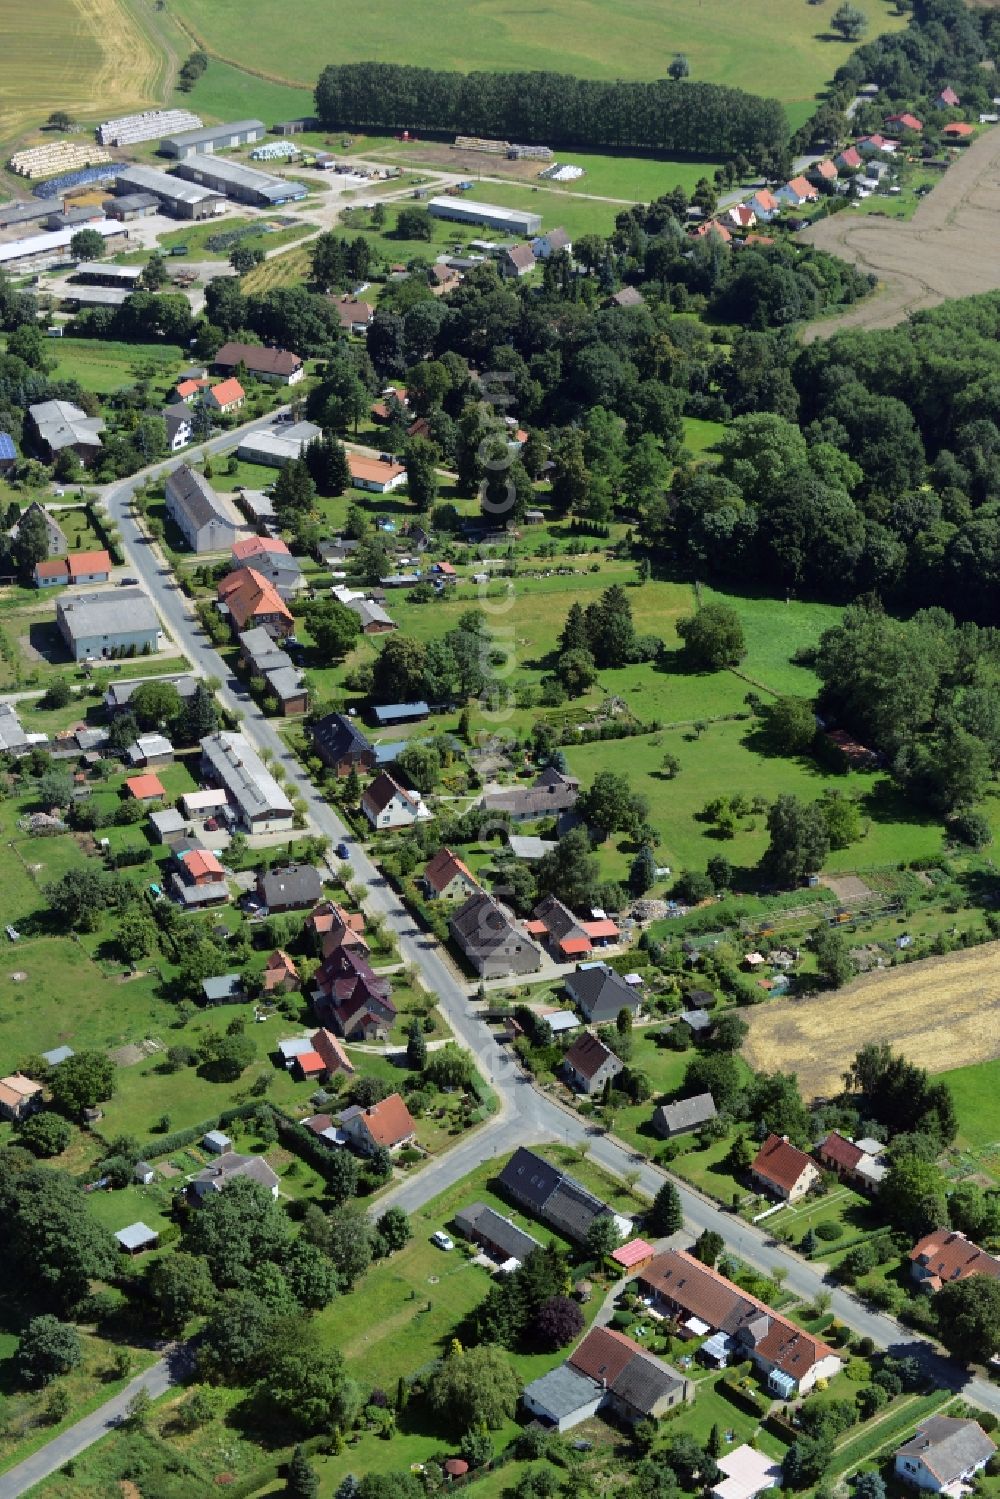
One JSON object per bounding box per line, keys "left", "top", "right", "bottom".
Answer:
{"left": 341, "top": 1092, "right": 415, "bottom": 1153}
{"left": 942, "top": 121, "right": 974, "bottom": 139}
{"left": 125, "top": 772, "right": 165, "bottom": 801}
{"left": 751, "top": 1134, "right": 820, "bottom": 1202}
{"left": 886, "top": 112, "right": 923, "bottom": 132}
{"left": 262, "top": 949, "right": 300, "bottom": 994}
{"left": 217, "top": 567, "right": 293, "bottom": 635}
{"left": 909, "top": 1230, "right": 1000, "bottom": 1292}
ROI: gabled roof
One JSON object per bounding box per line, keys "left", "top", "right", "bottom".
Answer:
{"left": 936, "top": 87, "right": 960, "bottom": 105}
{"left": 785, "top": 174, "right": 817, "bottom": 197}
{"left": 909, "top": 1229, "right": 1000, "bottom": 1288}
{"left": 813, "top": 159, "right": 838, "bottom": 179}
{"left": 218, "top": 567, "right": 293, "bottom": 629}
{"left": 310, "top": 710, "right": 373, "bottom": 762}
{"left": 564, "top": 963, "right": 638, "bottom": 1021}
{"left": 182, "top": 848, "right": 224, "bottom": 880}
{"left": 837, "top": 146, "right": 862, "bottom": 167}
{"left": 310, "top": 1026, "right": 354, "bottom": 1073}
{"left": 67, "top": 549, "right": 112, "bottom": 578}
{"left": 424, "top": 845, "right": 479, "bottom": 894}
{"left": 453, "top": 1201, "right": 542, "bottom": 1261}
{"left": 751, "top": 1133, "right": 816, "bottom": 1193}
{"left": 125, "top": 772, "right": 165, "bottom": 799}
{"left": 654, "top": 1092, "right": 717, "bottom": 1134}
{"left": 564, "top": 1030, "right": 620, "bottom": 1081}
{"left": 818, "top": 1130, "right": 864, "bottom": 1171}
{"left": 504, "top": 244, "right": 535, "bottom": 270}
{"left": 232, "top": 534, "right": 292, "bottom": 562}
{"left": 214, "top": 341, "right": 302, "bottom": 377}
{"left": 363, "top": 769, "right": 422, "bottom": 816}
{"left": 355, "top": 1091, "right": 415, "bottom": 1146}
{"left": 942, "top": 121, "right": 973, "bottom": 137}
{"left": 208, "top": 377, "right": 245, "bottom": 406}
{"left": 886, "top": 112, "right": 922, "bottom": 131}
{"left": 896, "top": 1419, "right": 995, "bottom": 1485}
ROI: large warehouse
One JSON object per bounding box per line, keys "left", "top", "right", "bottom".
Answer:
{"left": 173, "top": 154, "right": 307, "bottom": 207}
{"left": 0, "top": 220, "right": 127, "bottom": 274}
{"left": 113, "top": 165, "right": 224, "bottom": 220}
{"left": 159, "top": 119, "right": 266, "bottom": 160}
{"left": 426, "top": 196, "right": 542, "bottom": 235}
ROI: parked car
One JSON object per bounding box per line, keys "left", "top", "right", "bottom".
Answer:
{"left": 431, "top": 1231, "right": 454, "bottom": 1251}
{"left": 337, "top": 842, "right": 350, "bottom": 860}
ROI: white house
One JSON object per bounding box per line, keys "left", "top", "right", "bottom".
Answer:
{"left": 361, "top": 769, "right": 432, "bottom": 829}
{"left": 895, "top": 1419, "right": 996, "bottom": 1495}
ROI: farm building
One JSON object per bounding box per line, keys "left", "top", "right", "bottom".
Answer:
{"left": 98, "top": 109, "right": 202, "bottom": 147}
{"left": 113, "top": 164, "right": 224, "bottom": 219}
{"left": 106, "top": 673, "right": 197, "bottom": 716}
{"left": 173, "top": 153, "right": 307, "bottom": 206}
{"left": 165, "top": 464, "right": 248, "bottom": 553}
{"left": 160, "top": 119, "right": 266, "bottom": 159}
{"left": 213, "top": 342, "right": 304, "bottom": 385}
{"left": 237, "top": 420, "right": 322, "bottom": 467}
{"left": 57, "top": 588, "right": 159, "bottom": 661}
{"left": 74, "top": 263, "right": 144, "bottom": 289}
{"left": 0, "top": 221, "right": 127, "bottom": 275}
{"left": 102, "top": 193, "right": 160, "bottom": 222}
{"left": 200, "top": 730, "right": 295, "bottom": 832}
{"left": 0, "top": 200, "right": 53, "bottom": 231}
{"left": 427, "top": 196, "right": 542, "bottom": 235}
{"left": 0, "top": 703, "right": 45, "bottom": 755}
{"left": 29, "top": 400, "right": 104, "bottom": 464}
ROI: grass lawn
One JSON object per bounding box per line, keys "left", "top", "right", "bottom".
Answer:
{"left": 938, "top": 1059, "right": 1000, "bottom": 1151}
{"left": 700, "top": 588, "right": 844, "bottom": 697}
{"left": 683, "top": 417, "right": 725, "bottom": 455}
{"left": 39, "top": 338, "right": 189, "bottom": 395}
{"left": 152, "top": 216, "right": 313, "bottom": 260}
{"left": 171, "top": 57, "right": 315, "bottom": 128}
{"left": 168, "top": 0, "right": 904, "bottom": 107}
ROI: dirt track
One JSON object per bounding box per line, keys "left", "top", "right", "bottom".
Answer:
{"left": 799, "top": 126, "right": 1000, "bottom": 339}
{"left": 742, "top": 942, "right": 1000, "bottom": 1098}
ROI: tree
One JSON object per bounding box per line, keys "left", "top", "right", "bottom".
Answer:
{"left": 146, "top": 1251, "right": 216, "bottom": 1330}
{"left": 831, "top": 1, "right": 868, "bottom": 38}
{"left": 17, "top": 1113, "right": 71, "bottom": 1158}
{"left": 13, "top": 506, "right": 50, "bottom": 579}
{"left": 854, "top": 1475, "right": 886, "bottom": 1499}
{"left": 36, "top": 769, "right": 73, "bottom": 809}
{"left": 406, "top": 1018, "right": 427, "bottom": 1071}
{"left": 124, "top": 1387, "right": 152, "bottom": 1429}
{"left": 586, "top": 1214, "right": 622, "bottom": 1260}
{"left": 140, "top": 251, "right": 168, "bottom": 291}
{"left": 426, "top": 1345, "right": 521, "bottom": 1431}
{"left": 763, "top": 696, "right": 816, "bottom": 755}
{"left": 676, "top": 604, "right": 746, "bottom": 670}
{"left": 15, "top": 1315, "right": 82, "bottom": 1387}
{"left": 306, "top": 597, "right": 360, "bottom": 661}
{"left": 372, "top": 634, "right": 427, "bottom": 704}
{"left": 395, "top": 207, "right": 434, "bottom": 241}
{"left": 44, "top": 867, "right": 118, "bottom": 932}
{"left": 747, "top": 1071, "right": 810, "bottom": 1142}
{"left": 259, "top": 1338, "right": 355, "bottom": 1436}
{"left": 197, "top": 1032, "right": 255, "bottom": 1082}
{"left": 70, "top": 229, "right": 105, "bottom": 261}
{"left": 536, "top": 1295, "right": 584, "bottom": 1350}
{"left": 47, "top": 110, "right": 73, "bottom": 129}
{"left": 181, "top": 682, "right": 219, "bottom": 743}
{"left": 811, "top": 926, "right": 855, "bottom": 989}
{"left": 376, "top": 1206, "right": 412, "bottom": 1253}
{"left": 555, "top": 647, "right": 597, "bottom": 697}
{"left": 287, "top": 1445, "right": 319, "bottom": 1499}
{"left": 706, "top": 854, "right": 731, "bottom": 892}
{"left": 881, "top": 1156, "right": 948, "bottom": 1237}
{"left": 323, "top": 1203, "right": 374, "bottom": 1286}
{"left": 692, "top": 1229, "right": 724, "bottom": 1268}
{"left": 272, "top": 458, "right": 316, "bottom": 517}
{"left": 130, "top": 679, "right": 182, "bottom": 730}
{"left": 578, "top": 770, "right": 643, "bottom": 842}
{"left": 230, "top": 244, "right": 265, "bottom": 275}
{"left": 648, "top": 1179, "right": 683, "bottom": 1235}
{"left": 668, "top": 54, "right": 690, "bottom": 79}
{"left": 684, "top": 1052, "right": 745, "bottom": 1114}
{"left": 820, "top": 792, "right": 861, "bottom": 850}
{"left": 306, "top": 430, "right": 351, "bottom": 496}
{"left": 712, "top": 1010, "right": 749, "bottom": 1052}
{"left": 48, "top": 1050, "right": 116, "bottom": 1115}
{"left": 186, "top": 1176, "right": 293, "bottom": 1287}
{"left": 404, "top": 436, "right": 439, "bottom": 512}
{"left": 629, "top": 844, "right": 657, "bottom": 895}
{"left": 40, "top": 678, "right": 71, "bottom": 710}
{"left": 936, "top": 1276, "right": 1000, "bottom": 1363}
{"left": 0, "top": 1157, "right": 116, "bottom": 1310}
{"left": 424, "top": 1043, "right": 476, "bottom": 1090}
{"left": 760, "top": 794, "right": 829, "bottom": 886}
{"left": 199, "top": 1289, "right": 274, "bottom": 1379}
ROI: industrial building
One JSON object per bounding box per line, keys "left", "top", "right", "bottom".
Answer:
{"left": 63, "top": 286, "right": 132, "bottom": 309}
{"left": 200, "top": 730, "right": 294, "bottom": 833}
{"left": 113, "top": 165, "right": 224, "bottom": 220}
{"left": 97, "top": 109, "right": 202, "bottom": 147}
{"left": 0, "top": 200, "right": 54, "bottom": 232}
{"left": 160, "top": 119, "right": 266, "bottom": 160}
{"left": 426, "top": 196, "right": 542, "bottom": 235}
{"left": 102, "top": 193, "right": 160, "bottom": 222}
{"left": 237, "top": 420, "right": 321, "bottom": 467}
{"left": 56, "top": 588, "right": 160, "bottom": 662}
{"left": 0, "top": 220, "right": 127, "bottom": 274}
{"left": 75, "top": 263, "right": 144, "bottom": 289}
{"left": 173, "top": 153, "right": 307, "bottom": 207}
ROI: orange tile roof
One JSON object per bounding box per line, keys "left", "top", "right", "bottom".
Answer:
{"left": 125, "top": 773, "right": 165, "bottom": 799}
{"left": 424, "top": 846, "right": 478, "bottom": 894}
{"left": 208, "top": 377, "right": 245, "bottom": 407}
{"left": 909, "top": 1230, "right": 1000, "bottom": 1288}
{"left": 295, "top": 1050, "right": 326, "bottom": 1075}
{"left": 232, "top": 535, "right": 291, "bottom": 561}
{"left": 359, "top": 1091, "right": 415, "bottom": 1147}
{"left": 943, "top": 121, "right": 973, "bottom": 137}
{"left": 182, "top": 848, "right": 224, "bottom": 880}
{"left": 752, "top": 1133, "right": 816, "bottom": 1194}
{"left": 311, "top": 1027, "right": 354, "bottom": 1073}
{"left": 348, "top": 453, "right": 405, "bottom": 486}
{"left": 583, "top": 919, "right": 619, "bottom": 939}
{"left": 35, "top": 558, "right": 68, "bottom": 579}
{"left": 67, "top": 549, "right": 111, "bottom": 578}
{"left": 176, "top": 378, "right": 209, "bottom": 399}
{"left": 218, "top": 567, "right": 293, "bottom": 630}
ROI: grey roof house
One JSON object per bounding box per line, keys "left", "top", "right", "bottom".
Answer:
{"left": 200, "top": 730, "right": 294, "bottom": 832}
{"left": 29, "top": 401, "right": 104, "bottom": 463}
{"left": 523, "top": 1325, "right": 691, "bottom": 1433}
{"left": 895, "top": 1418, "right": 996, "bottom": 1494}
{"left": 449, "top": 892, "right": 543, "bottom": 980}
{"left": 258, "top": 863, "right": 323, "bottom": 913}
{"left": 564, "top": 963, "right": 641, "bottom": 1025}
{"left": 498, "top": 1146, "right": 631, "bottom": 1245}
{"left": 652, "top": 1092, "right": 717, "bottom": 1138}
{"left": 10, "top": 500, "right": 67, "bottom": 557}
{"left": 562, "top": 1032, "right": 623, "bottom": 1096}
{"left": 56, "top": 588, "right": 159, "bottom": 662}
{"left": 165, "top": 464, "right": 247, "bottom": 553}
{"left": 482, "top": 767, "right": 580, "bottom": 822}
{"left": 453, "top": 1202, "right": 542, "bottom": 1264}
{"left": 189, "top": 1152, "right": 280, "bottom": 1200}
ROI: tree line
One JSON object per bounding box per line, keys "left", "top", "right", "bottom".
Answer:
{"left": 314, "top": 62, "right": 787, "bottom": 162}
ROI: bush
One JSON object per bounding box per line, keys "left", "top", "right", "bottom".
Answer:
{"left": 814, "top": 1220, "right": 844, "bottom": 1241}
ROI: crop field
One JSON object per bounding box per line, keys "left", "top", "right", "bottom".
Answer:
{"left": 168, "top": 0, "right": 903, "bottom": 108}
{"left": 0, "top": 0, "right": 160, "bottom": 147}
{"left": 801, "top": 125, "right": 1000, "bottom": 339}
{"left": 742, "top": 942, "right": 1000, "bottom": 1099}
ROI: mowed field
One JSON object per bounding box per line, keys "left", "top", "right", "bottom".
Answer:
{"left": 742, "top": 943, "right": 1000, "bottom": 1099}
{"left": 168, "top": 0, "right": 904, "bottom": 104}
{"left": 801, "top": 123, "right": 1000, "bottom": 340}
{"left": 0, "top": 0, "right": 160, "bottom": 145}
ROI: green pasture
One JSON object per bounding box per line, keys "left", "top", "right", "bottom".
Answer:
{"left": 168, "top": 0, "right": 904, "bottom": 107}
{"left": 153, "top": 216, "right": 312, "bottom": 260}
{"left": 40, "top": 337, "right": 190, "bottom": 395}
{"left": 170, "top": 57, "right": 314, "bottom": 126}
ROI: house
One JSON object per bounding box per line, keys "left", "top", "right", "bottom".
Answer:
{"left": 348, "top": 453, "right": 407, "bottom": 493}
{"left": 189, "top": 1152, "right": 280, "bottom": 1200}
{"left": 777, "top": 175, "right": 818, "bottom": 206}
{"left": 653, "top": 1092, "right": 717, "bottom": 1138}
{"left": 692, "top": 219, "right": 731, "bottom": 242}
{"left": 173, "top": 377, "right": 210, "bottom": 404}
{"left": 361, "top": 770, "right": 431, "bottom": 829}
{"left": 711, "top": 1445, "right": 784, "bottom": 1499}
{"left": 124, "top": 772, "right": 165, "bottom": 802}
{"left": 816, "top": 1131, "right": 887, "bottom": 1192}
{"left": 310, "top": 711, "right": 376, "bottom": 776}
{"left": 162, "top": 406, "right": 193, "bottom": 452}
{"left": 908, "top": 1230, "right": 1000, "bottom": 1291}
{"left": 523, "top": 1325, "right": 690, "bottom": 1432}
{"left": 449, "top": 892, "right": 543, "bottom": 979}
{"left": 309, "top": 1027, "right": 354, "bottom": 1077}
{"left": 454, "top": 1201, "right": 542, "bottom": 1264}
{"left": 230, "top": 535, "right": 302, "bottom": 594}
{"left": 170, "top": 845, "right": 229, "bottom": 908}
{"left": 127, "top": 732, "right": 174, "bottom": 768}
{"left": 149, "top": 807, "right": 186, "bottom": 843}
{"left": 212, "top": 341, "right": 304, "bottom": 385}
{"left": 201, "top": 974, "right": 244, "bottom": 1004}
{"left": 347, "top": 597, "right": 396, "bottom": 634}
{"left": 200, "top": 730, "right": 295, "bottom": 832}
{"left": 204, "top": 378, "right": 245, "bottom": 414}
{"left": 313, "top": 942, "right": 395, "bottom": 1040}
{"left": 34, "top": 549, "right": 113, "bottom": 587}
{"left": 371, "top": 385, "right": 408, "bottom": 423}
{"left": 564, "top": 963, "right": 640, "bottom": 1026}
{"left": 115, "top": 1222, "right": 160, "bottom": 1255}
{"left": 857, "top": 133, "right": 898, "bottom": 155}
{"left": 176, "top": 847, "right": 226, "bottom": 885}
{"left": 106, "top": 673, "right": 197, "bottom": 717}
{"left": 218, "top": 567, "right": 293, "bottom": 637}
{"left": 482, "top": 766, "right": 580, "bottom": 822}
{"left": 751, "top": 1134, "right": 820, "bottom": 1202}
{"left": 886, "top": 112, "right": 923, "bottom": 132}
{"left": 262, "top": 949, "right": 300, "bottom": 994}
{"left": 499, "top": 1147, "right": 631, "bottom": 1245}
{"left": 10, "top": 500, "right": 68, "bottom": 558}
{"left": 608, "top": 286, "right": 644, "bottom": 308}
{"left": 935, "top": 87, "right": 960, "bottom": 108}
{"left": 895, "top": 1418, "right": 995, "bottom": 1494}
{"left": 942, "top": 122, "right": 974, "bottom": 140}
{"left": 727, "top": 204, "right": 757, "bottom": 230}
{"left": 526, "top": 893, "right": 619, "bottom": 960}
{"left": 340, "top": 1092, "right": 415, "bottom": 1154}
{"left": 746, "top": 190, "right": 780, "bottom": 221}
{"left": 237, "top": 420, "right": 322, "bottom": 468}
{"left": 29, "top": 400, "right": 104, "bottom": 463}
{"left": 810, "top": 159, "right": 839, "bottom": 182}
{"left": 279, "top": 1027, "right": 354, "bottom": 1080}
{"left": 0, "top": 1072, "right": 43, "bottom": 1121}
{"left": 562, "top": 1031, "right": 623, "bottom": 1095}
{"left": 500, "top": 244, "right": 535, "bottom": 279}
{"left": 258, "top": 863, "right": 323, "bottom": 913}
{"left": 835, "top": 147, "right": 862, "bottom": 170}
{"left": 165, "top": 464, "right": 247, "bottom": 554}
{"left": 333, "top": 297, "right": 374, "bottom": 334}
{"left": 423, "top": 846, "right": 481, "bottom": 901}
{"left": 639, "top": 1249, "right": 842, "bottom": 1394}
{"left": 56, "top": 587, "right": 159, "bottom": 662}
{"left": 429, "top": 262, "right": 461, "bottom": 295}
{"left": 532, "top": 226, "right": 571, "bottom": 259}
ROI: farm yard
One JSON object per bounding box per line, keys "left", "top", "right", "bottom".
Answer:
{"left": 801, "top": 123, "right": 1000, "bottom": 339}
{"left": 742, "top": 944, "right": 1000, "bottom": 1100}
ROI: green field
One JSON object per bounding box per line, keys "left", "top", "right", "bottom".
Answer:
{"left": 39, "top": 338, "right": 189, "bottom": 395}
{"left": 169, "top": 57, "right": 314, "bottom": 128}
{"left": 168, "top": 0, "right": 904, "bottom": 110}
{"left": 150, "top": 215, "right": 314, "bottom": 260}
{"left": 939, "top": 1060, "right": 1000, "bottom": 1151}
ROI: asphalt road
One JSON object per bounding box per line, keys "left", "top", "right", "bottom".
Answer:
{"left": 7, "top": 426, "right": 988, "bottom": 1496}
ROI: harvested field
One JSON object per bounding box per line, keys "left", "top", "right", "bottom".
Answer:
{"left": 800, "top": 127, "right": 1000, "bottom": 340}
{"left": 742, "top": 943, "right": 1000, "bottom": 1099}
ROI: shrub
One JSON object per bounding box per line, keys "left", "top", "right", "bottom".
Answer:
{"left": 814, "top": 1220, "right": 844, "bottom": 1241}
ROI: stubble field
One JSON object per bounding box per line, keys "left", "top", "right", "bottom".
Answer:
{"left": 742, "top": 942, "right": 1000, "bottom": 1098}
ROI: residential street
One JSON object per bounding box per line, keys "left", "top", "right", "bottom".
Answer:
{"left": 0, "top": 426, "right": 974, "bottom": 1498}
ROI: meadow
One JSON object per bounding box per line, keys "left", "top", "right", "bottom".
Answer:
{"left": 40, "top": 337, "right": 189, "bottom": 396}
{"left": 167, "top": 0, "right": 905, "bottom": 109}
